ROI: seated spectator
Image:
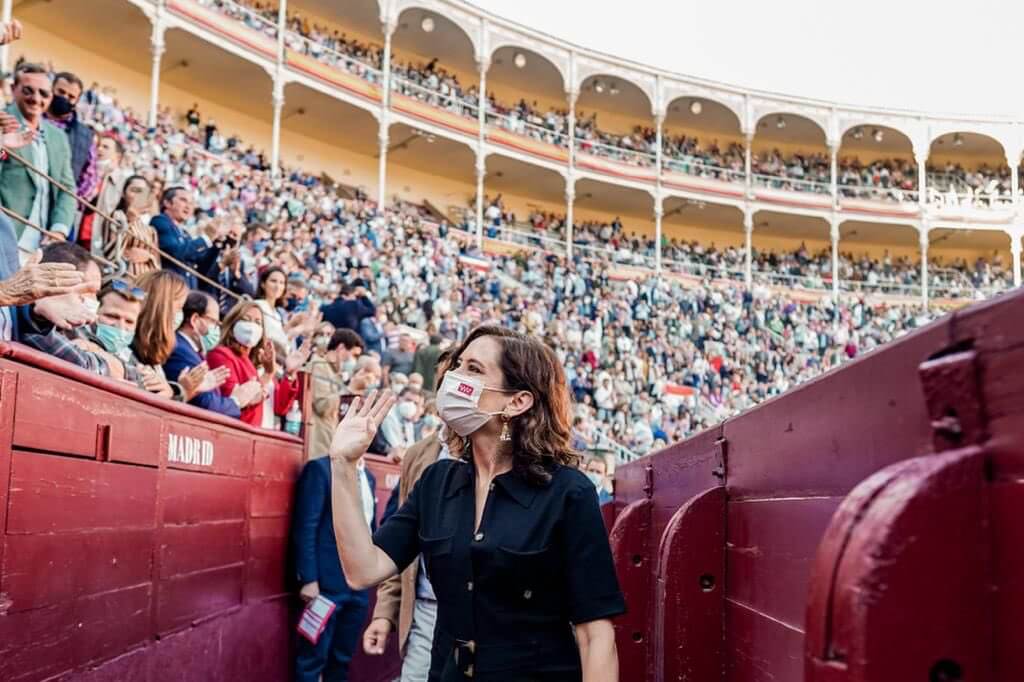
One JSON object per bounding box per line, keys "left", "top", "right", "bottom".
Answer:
{"left": 165, "top": 290, "right": 260, "bottom": 418}
{"left": 206, "top": 300, "right": 305, "bottom": 428}
{"left": 308, "top": 328, "right": 364, "bottom": 457}
{"left": 15, "top": 242, "right": 124, "bottom": 378}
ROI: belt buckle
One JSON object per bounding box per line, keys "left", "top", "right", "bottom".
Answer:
{"left": 454, "top": 639, "right": 476, "bottom": 678}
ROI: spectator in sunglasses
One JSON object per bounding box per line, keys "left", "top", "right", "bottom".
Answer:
{"left": 0, "top": 63, "right": 77, "bottom": 254}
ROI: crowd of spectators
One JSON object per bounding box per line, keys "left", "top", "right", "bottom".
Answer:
{"left": 1, "top": 29, "right": 1012, "bottom": 459}
{"left": 201, "top": 0, "right": 1023, "bottom": 210}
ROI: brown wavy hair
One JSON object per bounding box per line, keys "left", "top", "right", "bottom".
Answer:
{"left": 132, "top": 270, "right": 188, "bottom": 365}
{"left": 442, "top": 325, "right": 579, "bottom": 485}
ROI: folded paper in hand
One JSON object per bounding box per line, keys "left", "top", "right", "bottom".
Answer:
{"left": 297, "top": 594, "right": 336, "bottom": 644}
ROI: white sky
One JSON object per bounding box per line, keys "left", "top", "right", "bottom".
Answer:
{"left": 468, "top": 0, "right": 1024, "bottom": 118}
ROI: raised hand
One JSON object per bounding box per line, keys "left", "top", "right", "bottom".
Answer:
{"left": 198, "top": 365, "right": 231, "bottom": 393}
{"left": 329, "top": 390, "right": 395, "bottom": 463}
{"left": 0, "top": 251, "right": 87, "bottom": 306}
{"left": 0, "top": 20, "right": 23, "bottom": 47}
{"left": 284, "top": 337, "right": 313, "bottom": 376}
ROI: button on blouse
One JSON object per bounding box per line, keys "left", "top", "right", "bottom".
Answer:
{"left": 373, "top": 457, "right": 626, "bottom": 681}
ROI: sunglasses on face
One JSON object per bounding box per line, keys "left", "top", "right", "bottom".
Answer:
{"left": 109, "top": 279, "right": 146, "bottom": 302}
{"left": 20, "top": 84, "right": 51, "bottom": 99}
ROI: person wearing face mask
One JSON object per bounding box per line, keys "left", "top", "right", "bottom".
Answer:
{"left": 584, "top": 456, "right": 613, "bottom": 506}
{"left": 84, "top": 133, "right": 132, "bottom": 254}
{"left": 330, "top": 325, "right": 624, "bottom": 681}
{"left": 16, "top": 242, "right": 128, "bottom": 380}
{"left": 379, "top": 386, "right": 425, "bottom": 463}
{"left": 308, "top": 328, "right": 364, "bottom": 460}
{"left": 44, "top": 71, "right": 96, "bottom": 203}
{"left": 206, "top": 301, "right": 303, "bottom": 427}
{"left": 311, "top": 322, "right": 335, "bottom": 357}
{"left": 1, "top": 63, "right": 78, "bottom": 253}
{"left": 165, "top": 291, "right": 258, "bottom": 418}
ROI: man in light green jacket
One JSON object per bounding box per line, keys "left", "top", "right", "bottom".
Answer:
{"left": 0, "top": 62, "right": 77, "bottom": 255}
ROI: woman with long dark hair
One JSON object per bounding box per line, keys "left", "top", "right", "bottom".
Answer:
{"left": 328, "top": 325, "right": 624, "bottom": 681}
{"left": 103, "top": 174, "right": 159, "bottom": 280}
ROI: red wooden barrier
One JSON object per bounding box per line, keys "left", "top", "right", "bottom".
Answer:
{"left": 0, "top": 342, "right": 402, "bottom": 682}
{"left": 614, "top": 289, "right": 1024, "bottom": 681}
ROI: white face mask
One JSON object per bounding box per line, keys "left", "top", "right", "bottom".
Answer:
{"left": 398, "top": 400, "right": 419, "bottom": 421}
{"left": 233, "top": 320, "right": 263, "bottom": 348}
{"left": 436, "top": 372, "right": 516, "bottom": 438}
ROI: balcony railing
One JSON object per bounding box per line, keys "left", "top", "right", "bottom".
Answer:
{"left": 838, "top": 183, "right": 920, "bottom": 204}
{"left": 286, "top": 31, "right": 382, "bottom": 83}
{"left": 662, "top": 156, "right": 746, "bottom": 183}
{"left": 575, "top": 138, "right": 658, "bottom": 168}
{"left": 188, "top": 0, "right": 1020, "bottom": 219}
{"left": 751, "top": 172, "right": 832, "bottom": 195}
{"left": 391, "top": 74, "right": 478, "bottom": 118}
{"left": 197, "top": 0, "right": 278, "bottom": 40}
{"left": 487, "top": 110, "right": 570, "bottom": 148}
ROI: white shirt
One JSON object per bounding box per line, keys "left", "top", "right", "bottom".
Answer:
{"left": 356, "top": 459, "right": 375, "bottom": 530}
{"left": 0, "top": 307, "right": 12, "bottom": 342}
{"left": 416, "top": 442, "right": 451, "bottom": 600}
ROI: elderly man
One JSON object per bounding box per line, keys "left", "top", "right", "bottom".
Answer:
{"left": 1, "top": 63, "right": 78, "bottom": 254}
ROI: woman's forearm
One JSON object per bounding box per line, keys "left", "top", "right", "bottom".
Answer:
{"left": 329, "top": 461, "right": 399, "bottom": 590}
{"left": 578, "top": 620, "right": 618, "bottom": 682}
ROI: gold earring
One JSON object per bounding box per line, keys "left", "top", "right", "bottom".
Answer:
{"left": 499, "top": 414, "right": 512, "bottom": 442}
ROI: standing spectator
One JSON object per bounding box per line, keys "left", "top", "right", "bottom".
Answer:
{"left": 150, "top": 186, "right": 224, "bottom": 288}
{"left": 411, "top": 333, "right": 443, "bottom": 395}
{"left": 185, "top": 102, "right": 201, "bottom": 137}
{"left": 321, "top": 284, "right": 375, "bottom": 333}
{"left": 45, "top": 71, "right": 96, "bottom": 202}
{"left": 585, "top": 455, "right": 613, "bottom": 506}
{"left": 2, "top": 63, "right": 77, "bottom": 253}
{"left": 382, "top": 333, "right": 416, "bottom": 379}
{"left": 105, "top": 175, "right": 159, "bottom": 280}
{"left": 358, "top": 309, "right": 386, "bottom": 355}
{"left": 292, "top": 451, "right": 377, "bottom": 682}
{"left": 204, "top": 118, "right": 218, "bottom": 151}
{"left": 85, "top": 133, "right": 132, "bottom": 254}
{"left": 308, "top": 328, "right": 364, "bottom": 459}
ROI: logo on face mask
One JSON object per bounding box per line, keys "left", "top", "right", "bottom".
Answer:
{"left": 456, "top": 382, "right": 474, "bottom": 397}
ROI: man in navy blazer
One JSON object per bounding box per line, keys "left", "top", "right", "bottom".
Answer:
{"left": 292, "top": 454, "right": 378, "bottom": 682}
{"left": 150, "top": 187, "right": 224, "bottom": 288}
{"left": 163, "top": 291, "right": 244, "bottom": 418}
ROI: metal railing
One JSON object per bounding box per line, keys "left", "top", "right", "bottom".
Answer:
{"left": 751, "top": 172, "right": 832, "bottom": 195}
{"left": 197, "top": 0, "right": 278, "bottom": 40}
{"left": 487, "top": 110, "right": 569, "bottom": 148}
{"left": 391, "top": 73, "right": 478, "bottom": 118}
{"left": 925, "top": 185, "right": 1014, "bottom": 209}
{"left": 286, "top": 30, "right": 382, "bottom": 83}
{"left": 662, "top": 155, "right": 746, "bottom": 183}
{"left": 838, "top": 182, "right": 920, "bottom": 204}
{"left": 574, "top": 137, "right": 658, "bottom": 167}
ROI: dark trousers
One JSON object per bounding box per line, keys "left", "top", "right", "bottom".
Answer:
{"left": 294, "top": 594, "right": 369, "bottom": 682}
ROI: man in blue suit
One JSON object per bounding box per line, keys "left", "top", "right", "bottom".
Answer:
{"left": 150, "top": 187, "right": 224, "bottom": 288}
{"left": 164, "top": 291, "right": 260, "bottom": 418}
{"left": 292, "top": 454, "right": 377, "bottom": 682}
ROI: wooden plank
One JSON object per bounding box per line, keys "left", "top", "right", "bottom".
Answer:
{"left": 726, "top": 497, "right": 840, "bottom": 630}
{"left": 6, "top": 452, "right": 158, "bottom": 534}
{"left": 2, "top": 529, "right": 153, "bottom": 611}
{"left": 12, "top": 363, "right": 163, "bottom": 465}
{"left": 159, "top": 521, "right": 246, "bottom": 579}
{"left": 0, "top": 368, "right": 18, "bottom": 609}
{"left": 247, "top": 516, "right": 291, "bottom": 601}
{"left": 991, "top": 480, "right": 1024, "bottom": 681}
{"left": 723, "top": 320, "right": 948, "bottom": 499}
{"left": 160, "top": 469, "right": 248, "bottom": 526}
{"left": 164, "top": 417, "right": 253, "bottom": 477}
{"left": 725, "top": 599, "right": 804, "bottom": 682}
{"left": 156, "top": 564, "right": 244, "bottom": 634}
{"left": 249, "top": 478, "right": 295, "bottom": 519}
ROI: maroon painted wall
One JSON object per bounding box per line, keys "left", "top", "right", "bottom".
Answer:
{"left": 612, "top": 290, "right": 1023, "bottom": 681}
{"left": 0, "top": 343, "right": 402, "bottom": 682}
